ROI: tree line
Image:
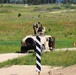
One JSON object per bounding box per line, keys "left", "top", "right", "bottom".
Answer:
{"left": 0, "top": 0, "right": 75, "bottom": 4}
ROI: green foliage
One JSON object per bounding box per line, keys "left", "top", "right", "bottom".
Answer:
{"left": 61, "top": 4, "right": 76, "bottom": 9}
{"left": 0, "top": 51, "right": 76, "bottom": 68}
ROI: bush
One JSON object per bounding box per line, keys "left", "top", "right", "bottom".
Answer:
{"left": 0, "top": 5, "right": 3, "bottom": 8}
{"left": 52, "top": 6, "right": 61, "bottom": 9}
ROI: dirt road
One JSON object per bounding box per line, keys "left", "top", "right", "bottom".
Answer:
{"left": 55, "top": 48, "right": 76, "bottom": 51}
{"left": 49, "top": 9, "right": 74, "bottom": 14}
{"left": 0, "top": 53, "right": 28, "bottom": 62}
{"left": 0, "top": 48, "right": 76, "bottom": 63}
{"left": 0, "top": 49, "right": 76, "bottom": 75}
{"left": 0, "top": 65, "right": 76, "bottom": 75}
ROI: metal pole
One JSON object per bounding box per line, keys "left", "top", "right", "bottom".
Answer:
{"left": 36, "top": 36, "right": 41, "bottom": 75}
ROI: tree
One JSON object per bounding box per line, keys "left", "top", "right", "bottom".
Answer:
{"left": 0, "top": 0, "right": 75, "bottom": 4}
{"left": 50, "top": 0, "right": 56, "bottom": 3}
{"left": 63, "top": 0, "right": 73, "bottom": 4}
{"left": 0, "top": 0, "right": 3, "bottom": 3}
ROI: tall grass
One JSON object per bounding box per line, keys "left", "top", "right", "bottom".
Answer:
{"left": 0, "top": 4, "right": 76, "bottom": 53}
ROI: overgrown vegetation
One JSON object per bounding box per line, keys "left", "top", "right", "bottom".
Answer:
{"left": 0, "top": 51, "right": 76, "bottom": 68}
{"left": 0, "top": 4, "right": 76, "bottom": 53}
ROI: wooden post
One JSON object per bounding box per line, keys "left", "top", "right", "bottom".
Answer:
{"left": 38, "top": 72, "right": 40, "bottom": 75}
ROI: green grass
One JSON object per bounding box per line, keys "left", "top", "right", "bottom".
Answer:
{"left": 41, "top": 51, "right": 76, "bottom": 66}
{"left": 0, "top": 40, "right": 20, "bottom": 53}
{"left": 0, "top": 51, "right": 76, "bottom": 68}
{"left": 0, "top": 4, "right": 76, "bottom": 53}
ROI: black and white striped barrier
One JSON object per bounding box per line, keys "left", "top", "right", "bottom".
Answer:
{"left": 36, "top": 36, "right": 41, "bottom": 75}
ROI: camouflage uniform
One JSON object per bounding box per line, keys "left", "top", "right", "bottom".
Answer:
{"left": 33, "top": 22, "right": 40, "bottom": 35}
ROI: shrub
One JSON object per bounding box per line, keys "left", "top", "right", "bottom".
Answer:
{"left": 0, "top": 5, "right": 3, "bottom": 8}
{"left": 52, "top": 6, "right": 61, "bottom": 10}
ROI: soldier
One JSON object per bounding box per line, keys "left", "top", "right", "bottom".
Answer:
{"left": 33, "top": 22, "right": 40, "bottom": 35}
{"left": 38, "top": 24, "right": 43, "bottom": 32}
{"left": 38, "top": 24, "right": 45, "bottom": 35}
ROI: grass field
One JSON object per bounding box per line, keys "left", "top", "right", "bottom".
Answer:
{"left": 0, "top": 51, "right": 76, "bottom": 68}
{"left": 0, "top": 4, "right": 76, "bottom": 53}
